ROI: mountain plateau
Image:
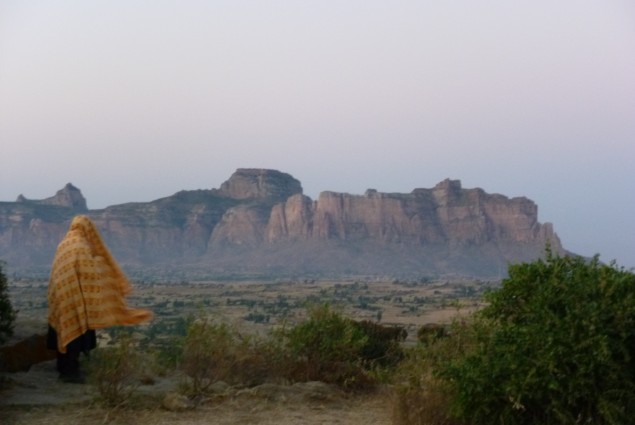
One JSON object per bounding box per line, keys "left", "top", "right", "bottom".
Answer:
{"left": 0, "top": 169, "right": 563, "bottom": 278}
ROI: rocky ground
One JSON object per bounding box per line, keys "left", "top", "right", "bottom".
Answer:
{"left": 1, "top": 360, "right": 394, "bottom": 425}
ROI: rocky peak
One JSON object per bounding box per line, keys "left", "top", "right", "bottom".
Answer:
{"left": 16, "top": 183, "right": 88, "bottom": 211}
{"left": 432, "top": 179, "right": 462, "bottom": 205}
{"left": 218, "top": 169, "right": 302, "bottom": 202}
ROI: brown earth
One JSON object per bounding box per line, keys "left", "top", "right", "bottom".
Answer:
{"left": 1, "top": 359, "right": 393, "bottom": 425}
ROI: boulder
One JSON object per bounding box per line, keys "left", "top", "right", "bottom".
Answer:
{"left": 0, "top": 334, "right": 56, "bottom": 373}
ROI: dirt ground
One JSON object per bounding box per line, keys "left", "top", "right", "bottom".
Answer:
{"left": 1, "top": 359, "right": 394, "bottom": 425}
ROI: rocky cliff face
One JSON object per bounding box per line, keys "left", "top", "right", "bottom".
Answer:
{"left": 0, "top": 169, "right": 564, "bottom": 278}
{"left": 265, "top": 180, "right": 551, "bottom": 246}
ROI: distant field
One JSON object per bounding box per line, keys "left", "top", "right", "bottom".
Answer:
{"left": 8, "top": 277, "right": 496, "bottom": 345}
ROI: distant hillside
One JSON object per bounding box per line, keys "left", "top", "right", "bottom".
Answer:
{"left": 0, "top": 168, "right": 564, "bottom": 279}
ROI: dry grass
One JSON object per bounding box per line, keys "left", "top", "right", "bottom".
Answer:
{"left": 392, "top": 377, "right": 460, "bottom": 425}
{"left": 2, "top": 390, "right": 393, "bottom": 425}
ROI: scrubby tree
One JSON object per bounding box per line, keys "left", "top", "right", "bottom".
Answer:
{"left": 0, "top": 261, "right": 17, "bottom": 345}
{"left": 443, "top": 252, "right": 635, "bottom": 425}
{"left": 286, "top": 304, "right": 370, "bottom": 388}
{"left": 87, "top": 332, "right": 144, "bottom": 406}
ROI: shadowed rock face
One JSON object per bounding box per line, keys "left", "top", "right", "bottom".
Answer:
{"left": 0, "top": 170, "right": 564, "bottom": 278}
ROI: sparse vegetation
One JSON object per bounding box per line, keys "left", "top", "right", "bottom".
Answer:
{"left": 87, "top": 332, "right": 146, "bottom": 407}
{"left": 179, "top": 318, "right": 275, "bottom": 394}
{"left": 175, "top": 304, "right": 407, "bottom": 395}
{"left": 1, "top": 273, "right": 485, "bottom": 422}
{"left": 0, "top": 261, "right": 17, "bottom": 345}
{"left": 7, "top": 256, "right": 635, "bottom": 424}
{"left": 393, "top": 321, "right": 472, "bottom": 425}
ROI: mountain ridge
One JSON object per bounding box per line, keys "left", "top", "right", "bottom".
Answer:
{"left": 0, "top": 168, "right": 563, "bottom": 278}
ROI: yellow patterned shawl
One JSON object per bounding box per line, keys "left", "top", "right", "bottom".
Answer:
{"left": 48, "top": 215, "right": 153, "bottom": 353}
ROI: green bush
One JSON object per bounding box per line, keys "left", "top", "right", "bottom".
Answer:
{"left": 285, "top": 304, "right": 371, "bottom": 389}
{"left": 352, "top": 319, "right": 407, "bottom": 368}
{"left": 0, "top": 262, "right": 16, "bottom": 345}
{"left": 176, "top": 306, "right": 398, "bottom": 393}
{"left": 180, "top": 319, "right": 235, "bottom": 394}
{"left": 443, "top": 253, "right": 635, "bottom": 425}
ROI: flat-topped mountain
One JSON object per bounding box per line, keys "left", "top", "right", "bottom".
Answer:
{"left": 0, "top": 168, "right": 563, "bottom": 278}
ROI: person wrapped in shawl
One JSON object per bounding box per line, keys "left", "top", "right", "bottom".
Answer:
{"left": 47, "top": 215, "right": 153, "bottom": 382}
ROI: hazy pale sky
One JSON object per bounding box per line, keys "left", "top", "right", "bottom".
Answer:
{"left": 1, "top": 1, "right": 634, "bottom": 268}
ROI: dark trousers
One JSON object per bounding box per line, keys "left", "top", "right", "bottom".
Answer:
{"left": 47, "top": 326, "right": 96, "bottom": 378}
{"left": 56, "top": 346, "right": 82, "bottom": 376}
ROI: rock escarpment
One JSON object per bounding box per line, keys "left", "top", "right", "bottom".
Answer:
{"left": 0, "top": 168, "right": 563, "bottom": 278}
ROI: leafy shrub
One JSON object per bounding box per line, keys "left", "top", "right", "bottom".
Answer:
{"left": 352, "top": 319, "right": 407, "bottom": 368}
{"left": 284, "top": 304, "right": 372, "bottom": 390}
{"left": 0, "top": 262, "right": 16, "bottom": 345}
{"left": 87, "top": 333, "right": 145, "bottom": 406}
{"left": 416, "top": 323, "right": 448, "bottom": 344}
{"left": 443, "top": 253, "right": 635, "bottom": 425}
{"left": 177, "top": 307, "right": 399, "bottom": 393}
{"left": 179, "top": 318, "right": 273, "bottom": 395}
{"left": 180, "top": 319, "right": 234, "bottom": 394}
